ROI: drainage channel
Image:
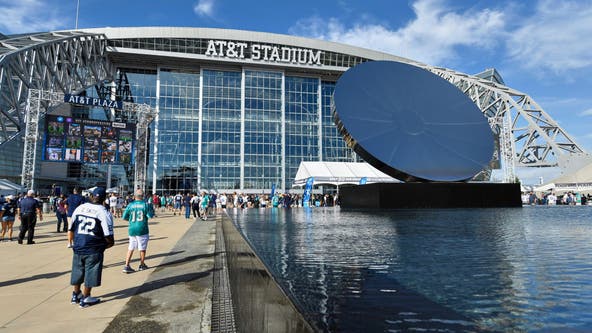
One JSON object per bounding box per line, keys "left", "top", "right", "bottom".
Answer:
{"left": 211, "top": 219, "right": 237, "bottom": 333}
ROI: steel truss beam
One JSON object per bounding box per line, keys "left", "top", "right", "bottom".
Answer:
{"left": 0, "top": 32, "right": 113, "bottom": 146}
{"left": 22, "top": 89, "right": 155, "bottom": 191}
{"left": 419, "top": 65, "right": 590, "bottom": 182}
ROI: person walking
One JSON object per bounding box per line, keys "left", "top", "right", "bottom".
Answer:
{"left": 0, "top": 195, "right": 17, "bottom": 241}
{"left": 121, "top": 189, "right": 154, "bottom": 273}
{"left": 65, "top": 188, "right": 85, "bottom": 218}
{"left": 173, "top": 192, "right": 183, "bottom": 215}
{"left": 190, "top": 193, "right": 201, "bottom": 219}
{"left": 199, "top": 191, "right": 209, "bottom": 221}
{"left": 68, "top": 187, "right": 114, "bottom": 308}
{"left": 183, "top": 192, "right": 191, "bottom": 219}
{"left": 55, "top": 193, "right": 68, "bottom": 232}
{"left": 16, "top": 190, "right": 43, "bottom": 244}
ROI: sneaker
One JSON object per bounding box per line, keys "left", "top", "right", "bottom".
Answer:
{"left": 122, "top": 265, "right": 135, "bottom": 274}
{"left": 79, "top": 296, "right": 100, "bottom": 308}
{"left": 138, "top": 263, "right": 148, "bottom": 271}
{"left": 70, "top": 291, "right": 82, "bottom": 304}
{"left": 67, "top": 243, "right": 73, "bottom": 248}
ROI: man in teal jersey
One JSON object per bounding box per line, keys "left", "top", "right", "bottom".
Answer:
{"left": 121, "top": 189, "right": 154, "bottom": 273}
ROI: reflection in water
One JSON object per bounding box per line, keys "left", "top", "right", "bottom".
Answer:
{"left": 229, "top": 207, "right": 592, "bottom": 332}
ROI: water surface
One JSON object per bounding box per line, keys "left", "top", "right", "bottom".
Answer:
{"left": 228, "top": 207, "right": 592, "bottom": 332}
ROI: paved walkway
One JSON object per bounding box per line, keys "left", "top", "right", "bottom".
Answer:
{"left": 0, "top": 209, "right": 217, "bottom": 333}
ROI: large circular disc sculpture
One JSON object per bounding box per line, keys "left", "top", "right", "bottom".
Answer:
{"left": 333, "top": 61, "right": 494, "bottom": 182}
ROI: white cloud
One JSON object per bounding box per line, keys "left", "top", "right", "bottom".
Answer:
{"left": 579, "top": 108, "right": 592, "bottom": 116}
{"left": 194, "top": 0, "right": 215, "bottom": 18}
{"left": 289, "top": 0, "right": 506, "bottom": 66}
{"left": 506, "top": 0, "right": 592, "bottom": 73}
{"left": 0, "top": 0, "right": 65, "bottom": 34}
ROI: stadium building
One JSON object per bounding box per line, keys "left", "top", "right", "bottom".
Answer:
{"left": 0, "top": 27, "right": 588, "bottom": 195}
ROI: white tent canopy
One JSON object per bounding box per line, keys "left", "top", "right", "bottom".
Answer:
{"left": 0, "top": 178, "right": 26, "bottom": 196}
{"left": 535, "top": 160, "right": 592, "bottom": 194}
{"left": 534, "top": 182, "right": 592, "bottom": 194}
{"left": 293, "top": 162, "right": 400, "bottom": 187}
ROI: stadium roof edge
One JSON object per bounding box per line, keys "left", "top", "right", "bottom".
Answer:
{"left": 72, "top": 26, "right": 424, "bottom": 66}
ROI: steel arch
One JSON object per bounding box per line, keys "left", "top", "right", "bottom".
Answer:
{"left": 0, "top": 31, "right": 114, "bottom": 145}
{"left": 420, "top": 65, "right": 590, "bottom": 182}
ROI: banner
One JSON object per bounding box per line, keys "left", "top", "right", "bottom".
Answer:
{"left": 270, "top": 183, "right": 276, "bottom": 198}
{"left": 303, "top": 177, "right": 314, "bottom": 208}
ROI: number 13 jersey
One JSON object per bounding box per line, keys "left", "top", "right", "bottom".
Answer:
{"left": 122, "top": 200, "right": 153, "bottom": 236}
{"left": 70, "top": 203, "right": 114, "bottom": 254}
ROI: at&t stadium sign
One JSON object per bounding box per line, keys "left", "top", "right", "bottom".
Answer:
{"left": 205, "top": 40, "right": 323, "bottom": 66}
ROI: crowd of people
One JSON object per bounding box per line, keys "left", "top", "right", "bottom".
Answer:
{"left": 136, "top": 191, "right": 340, "bottom": 218}
{"left": 0, "top": 186, "right": 341, "bottom": 308}
{"left": 522, "top": 191, "right": 592, "bottom": 205}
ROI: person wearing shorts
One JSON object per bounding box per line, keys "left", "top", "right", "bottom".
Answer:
{"left": 68, "top": 187, "right": 114, "bottom": 308}
{"left": 122, "top": 189, "right": 154, "bottom": 273}
{"left": 0, "top": 195, "right": 17, "bottom": 241}
{"left": 173, "top": 192, "right": 183, "bottom": 215}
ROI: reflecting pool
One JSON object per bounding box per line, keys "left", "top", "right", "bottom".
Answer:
{"left": 228, "top": 206, "right": 592, "bottom": 332}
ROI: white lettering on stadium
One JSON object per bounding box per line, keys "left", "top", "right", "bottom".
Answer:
{"left": 205, "top": 40, "right": 323, "bottom": 66}
{"left": 65, "top": 94, "right": 122, "bottom": 110}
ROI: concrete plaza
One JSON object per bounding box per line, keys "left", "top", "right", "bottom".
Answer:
{"left": 0, "top": 210, "right": 216, "bottom": 332}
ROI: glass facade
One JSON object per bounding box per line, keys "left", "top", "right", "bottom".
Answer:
{"left": 244, "top": 70, "right": 283, "bottom": 190}
{"left": 156, "top": 70, "right": 200, "bottom": 192}
{"left": 285, "top": 77, "right": 320, "bottom": 186}
{"left": 321, "top": 82, "right": 356, "bottom": 162}
{"left": 120, "top": 67, "right": 357, "bottom": 194}
{"left": 201, "top": 70, "right": 242, "bottom": 191}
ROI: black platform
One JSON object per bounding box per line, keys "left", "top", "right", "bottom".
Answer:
{"left": 340, "top": 182, "right": 522, "bottom": 208}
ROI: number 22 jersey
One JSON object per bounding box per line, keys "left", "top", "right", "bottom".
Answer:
{"left": 69, "top": 203, "right": 114, "bottom": 254}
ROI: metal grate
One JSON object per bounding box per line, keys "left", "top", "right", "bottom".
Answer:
{"left": 211, "top": 220, "right": 237, "bottom": 333}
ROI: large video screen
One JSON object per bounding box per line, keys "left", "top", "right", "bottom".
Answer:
{"left": 43, "top": 115, "right": 136, "bottom": 165}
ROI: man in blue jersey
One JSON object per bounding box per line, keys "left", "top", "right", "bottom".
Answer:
{"left": 121, "top": 189, "right": 154, "bottom": 273}
{"left": 68, "top": 187, "right": 114, "bottom": 308}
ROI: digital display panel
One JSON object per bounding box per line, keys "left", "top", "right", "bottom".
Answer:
{"left": 42, "top": 115, "right": 136, "bottom": 165}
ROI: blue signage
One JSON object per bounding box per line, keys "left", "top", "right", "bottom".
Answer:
{"left": 303, "top": 177, "right": 314, "bottom": 208}
{"left": 64, "top": 94, "right": 123, "bottom": 110}
{"left": 359, "top": 177, "right": 367, "bottom": 185}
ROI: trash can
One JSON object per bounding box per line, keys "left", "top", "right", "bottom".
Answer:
{"left": 43, "top": 202, "right": 50, "bottom": 213}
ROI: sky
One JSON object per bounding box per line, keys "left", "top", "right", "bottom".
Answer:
{"left": 1, "top": 0, "right": 591, "bottom": 184}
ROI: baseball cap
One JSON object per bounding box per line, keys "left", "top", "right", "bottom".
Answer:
{"left": 27, "top": 189, "right": 35, "bottom": 196}
{"left": 92, "top": 187, "right": 106, "bottom": 198}
{"left": 6, "top": 195, "right": 14, "bottom": 200}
